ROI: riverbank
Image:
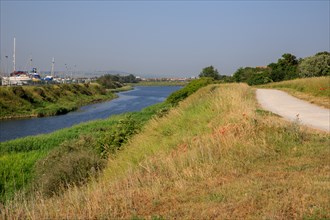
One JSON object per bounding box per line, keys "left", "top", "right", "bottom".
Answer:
{"left": 130, "top": 81, "right": 188, "bottom": 86}
{"left": 0, "top": 83, "right": 116, "bottom": 120}
{"left": 107, "top": 85, "right": 134, "bottom": 93}
{"left": 0, "top": 102, "right": 169, "bottom": 203}
{"left": 3, "top": 82, "right": 329, "bottom": 219}
{"left": 0, "top": 79, "right": 208, "bottom": 203}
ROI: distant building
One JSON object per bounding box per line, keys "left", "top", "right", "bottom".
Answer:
{"left": 256, "top": 66, "right": 268, "bottom": 69}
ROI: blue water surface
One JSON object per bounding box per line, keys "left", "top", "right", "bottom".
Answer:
{"left": 0, "top": 86, "right": 181, "bottom": 142}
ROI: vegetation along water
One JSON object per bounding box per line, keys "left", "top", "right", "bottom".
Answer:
{"left": 0, "top": 86, "right": 182, "bottom": 142}
{"left": 0, "top": 83, "right": 116, "bottom": 120}
{"left": 0, "top": 78, "right": 210, "bottom": 204}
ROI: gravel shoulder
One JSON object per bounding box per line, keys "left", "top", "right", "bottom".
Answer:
{"left": 256, "top": 89, "right": 330, "bottom": 132}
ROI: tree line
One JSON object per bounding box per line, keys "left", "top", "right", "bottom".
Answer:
{"left": 199, "top": 51, "right": 330, "bottom": 85}
{"left": 97, "top": 74, "right": 140, "bottom": 89}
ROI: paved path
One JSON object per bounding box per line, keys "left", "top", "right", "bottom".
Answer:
{"left": 256, "top": 89, "right": 330, "bottom": 132}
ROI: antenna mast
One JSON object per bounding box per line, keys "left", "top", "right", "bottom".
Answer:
{"left": 13, "top": 37, "right": 16, "bottom": 72}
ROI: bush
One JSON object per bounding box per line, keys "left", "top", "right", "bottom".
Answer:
{"left": 166, "top": 78, "right": 214, "bottom": 106}
{"left": 247, "top": 71, "right": 272, "bottom": 85}
{"left": 299, "top": 53, "right": 330, "bottom": 77}
{"left": 97, "top": 115, "right": 141, "bottom": 157}
{"left": 33, "top": 135, "right": 106, "bottom": 197}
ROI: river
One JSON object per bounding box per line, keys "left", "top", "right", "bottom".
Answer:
{"left": 0, "top": 86, "right": 181, "bottom": 142}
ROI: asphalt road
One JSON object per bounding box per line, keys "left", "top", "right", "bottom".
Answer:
{"left": 256, "top": 89, "right": 330, "bottom": 132}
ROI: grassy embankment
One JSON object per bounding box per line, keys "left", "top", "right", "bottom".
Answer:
{"left": 0, "top": 83, "right": 116, "bottom": 119}
{"left": 259, "top": 76, "right": 330, "bottom": 108}
{"left": 0, "top": 103, "right": 168, "bottom": 203}
{"left": 0, "top": 78, "right": 211, "bottom": 204}
{"left": 3, "top": 82, "right": 329, "bottom": 219}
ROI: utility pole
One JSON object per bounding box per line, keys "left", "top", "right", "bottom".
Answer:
{"left": 51, "top": 57, "right": 55, "bottom": 77}
{"left": 13, "top": 37, "right": 16, "bottom": 73}
{"left": 5, "top": 55, "right": 9, "bottom": 76}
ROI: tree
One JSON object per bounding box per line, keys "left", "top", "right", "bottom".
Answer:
{"left": 233, "top": 67, "right": 257, "bottom": 82}
{"left": 246, "top": 71, "right": 272, "bottom": 85}
{"left": 232, "top": 67, "right": 272, "bottom": 85}
{"left": 268, "top": 53, "right": 299, "bottom": 82}
{"left": 299, "top": 52, "right": 330, "bottom": 77}
{"left": 199, "top": 66, "right": 221, "bottom": 80}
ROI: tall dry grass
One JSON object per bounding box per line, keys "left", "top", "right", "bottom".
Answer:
{"left": 2, "top": 83, "right": 329, "bottom": 219}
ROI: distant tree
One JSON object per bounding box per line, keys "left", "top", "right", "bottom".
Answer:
{"left": 97, "top": 75, "right": 123, "bottom": 89}
{"left": 315, "top": 51, "right": 330, "bottom": 56}
{"left": 199, "top": 66, "right": 221, "bottom": 80}
{"left": 233, "top": 67, "right": 271, "bottom": 85}
{"left": 233, "top": 67, "right": 257, "bottom": 82}
{"left": 246, "top": 71, "right": 272, "bottom": 85}
{"left": 299, "top": 52, "right": 330, "bottom": 77}
{"left": 268, "top": 53, "right": 299, "bottom": 81}
{"left": 97, "top": 74, "right": 140, "bottom": 89}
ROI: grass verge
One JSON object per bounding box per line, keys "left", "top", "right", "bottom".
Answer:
{"left": 258, "top": 76, "right": 330, "bottom": 108}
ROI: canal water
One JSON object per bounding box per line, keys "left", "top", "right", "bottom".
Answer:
{"left": 0, "top": 86, "right": 181, "bottom": 142}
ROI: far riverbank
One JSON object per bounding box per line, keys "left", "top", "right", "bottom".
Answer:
{"left": 0, "top": 83, "right": 121, "bottom": 120}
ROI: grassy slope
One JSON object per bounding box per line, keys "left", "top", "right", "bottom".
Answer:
{"left": 0, "top": 83, "right": 116, "bottom": 119}
{"left": 259, "top": 76, "right": 330, "bottom": 108}
{"left": 0, "top": 103, "right": 167, "bottom": 202}
{"left": 3, "top": 83, "right": 329, "bottom": 219}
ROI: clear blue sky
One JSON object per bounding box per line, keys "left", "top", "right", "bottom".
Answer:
{"left": 1, "top": 0, "right": 329, "bottom": 77}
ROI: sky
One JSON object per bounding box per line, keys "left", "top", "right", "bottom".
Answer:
{"left": 0, "top": 0, "right": 329, "bottom": 78}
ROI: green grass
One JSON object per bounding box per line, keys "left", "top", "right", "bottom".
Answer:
{"left": 0, "top": 102, "right": 171, "bottom": 203}
{"left": 0, "top": 78, "right": 208, "bottom": 203}
{"left": 259, "top": 76, "right": 330, "bottom": 108}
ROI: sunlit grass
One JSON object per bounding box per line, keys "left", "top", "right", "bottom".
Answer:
{"left": 3, "top": 83, "right": 329, "bottom": 219}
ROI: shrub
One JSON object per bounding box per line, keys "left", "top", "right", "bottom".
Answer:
{"left": 166, "top": 78, "right": 214, "bottom": 106}
{"left": 97, "top": 115, "right": 141, "bottom": 157}
{"left": 33, "top": 135, "right": 106, "bottom": 197}
{"left": 247, "top": 71, "right": 272, "bottom": 85}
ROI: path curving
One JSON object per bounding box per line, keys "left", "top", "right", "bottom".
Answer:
{"left": 256, "top": 89, "right": 330, "bottom": 132}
